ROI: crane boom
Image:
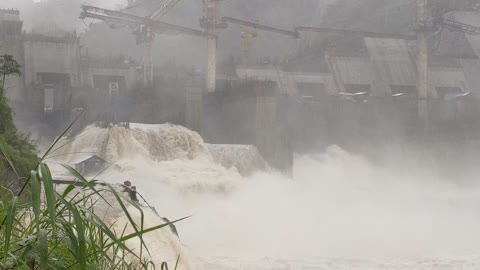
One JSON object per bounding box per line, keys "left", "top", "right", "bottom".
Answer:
{"left": 222, "top": 16, "right": 299, "bottom": 38}
{"left": 149, "top": 0, "right": 183, "bottom": 20}
{"left": 82, "top": 5, "right": 144, "bottom": 24}
{"left": 150, "top": 20, "right": 209, "bottom": 37}
{"left": 81, "top": 6, "right": 209, "bottom": 38}
{"left": 81, "top": 4, "right": 210, "bottom": 84}
{"left": 80, "top": 11, "right": 142, "bottom": 29}
{"left": 439, "top": 18, "right": 480, "bottom": 35}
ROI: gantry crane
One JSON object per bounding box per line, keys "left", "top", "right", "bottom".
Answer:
{"left": 294, "top": 26, "right": 416, "bottom": 39}
{"left": 220, "top": 17, "right": 300, "bottom": 65}
{"left": 81, "top": 0, "right": 225, "bottom": 92}
{"left": 221, "top": 16, "right": 422, "bottom": 67}
{"left": 240, "top": 25, "right": 257, "bottom": 65}
{"left": 434, "top": 17, "right": 480, "bottom": 35}
{"left": 81, "top": 0, "right": 480, "bottom": 94}
{"left": 80, "top": 1, "right": 209, "bottom": 84}
{"left": 296, "top": 14, "right": 480, "bottom": 103}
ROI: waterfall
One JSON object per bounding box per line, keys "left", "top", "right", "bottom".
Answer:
{"left": 49, "top": 124, "right": 480, "bottom": 270}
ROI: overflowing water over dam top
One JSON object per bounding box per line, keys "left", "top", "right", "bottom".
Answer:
{"left": 46, "top": 123, "right": 480, "bottom": 270}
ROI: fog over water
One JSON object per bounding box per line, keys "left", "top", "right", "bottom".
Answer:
{"left": 3, "top": 0, "right": 480, "bottom": 269}
{"left": 49, "top": 124, "right": 480, "bottom": 269}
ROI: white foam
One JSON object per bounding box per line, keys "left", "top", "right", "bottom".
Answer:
{"left": 49, "top": 125, "right": 480, "bottom": 269}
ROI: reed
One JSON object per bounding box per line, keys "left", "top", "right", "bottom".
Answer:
{"left": 0, "top": 133, "right": 184, "bottom": 270}
{"left": 0, "top": 53, "right": 185, "bottom": 268}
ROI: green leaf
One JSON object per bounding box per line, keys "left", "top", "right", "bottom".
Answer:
{"left": 0, "top": 142, "right": 19, "bottom": 178}
{"left": 77, "top": 206, "right": 134, "bottom": 256}
{"left": 61, "top": 221, "right": 78, "bottom": 256}
{"left": 30, "top": 170, "right": 41, "bottom": 230}
{"left": 61, "top": 164, "right": 113, "bottom": 208}
{"left": 61, "top": 184, "right": 76, "bottom": 198}
{"left": 116, "top": 216, "right": 190, "bottom": 244}
{"left": 106, "top": 184, "right": 149, "bottom": 259}
{"left": 174, "top": 255, "right": 181, "bottom": 270}
{"left": 39, "top": 229, "right": 48, "bottom": 270}
{"left": 4, "top": 196, "right": 18, "bottom": 262}
{"left": 40, "top": 163, "right": 57, "bottom": 231}
{"left": 55, "top": 195, "right": 86, "bottom": 270}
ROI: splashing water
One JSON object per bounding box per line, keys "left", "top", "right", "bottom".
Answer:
{"left": 54, "top": 123, "right": 210, "bottom": 163}
{"left": 51, "top": 124, "right": 480, "bottom": 270}
{"left": 207, "top": 144, "right": 270, "bottom": 176}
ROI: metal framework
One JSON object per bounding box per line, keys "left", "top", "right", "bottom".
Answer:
{"left": 80, "top": 7, "right": 207, "bottom": 36}
{"left": 80, "top": 2, "right": 208, "bottom": 84}
{"left": 222, "top": 17, "right": 299, "bottom": 38}
{"left": 221, "top": 16, "right": 300, "bottom": 66}
{"left": 149, "top": 0, "right": 183, "bottom": 21}
{"left": 295, "top": 26, "right": 416, "bottom": 40}
{"left": 81, "top": 1, "right": 480, "bottom": 94}
{"left": 439, "top": 18, "right": 480, "bottom": 35}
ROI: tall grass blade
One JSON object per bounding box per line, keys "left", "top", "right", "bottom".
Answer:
{"left": 0, "top": 112, "right": 85, "bottom": 233}
{"left": 9, "top": 111, "right": 84, "bottom": 208}
{"left": 61, "top": 221, "right": 79, "bottom": 256}
{"left": 4, "top": 196, "right": 18, "bottom": 263}
{"left": 74, "top": 209, "right": 87, "bottom": 270}
{"left": 42, "top": 110, "right": 84, "bottom": 160}
{"left": 77, "top": 206, "right": 135, "bottom": 256}
{"left": 115, "top": 216, "right": 190, "bottom": 244}
{"left": 0, "top": 143, "right": 19, "bottom": 178}
{"left": 86, "top": 222, "right": 100, "bottom": 265}
{"left": 61, "top": 183, "right": 76, "bottom": 198}
{"left": 106, "top": 184, "right": 149, "bottom": 259}
{"left": 30, "top": 171, "right": 41, "bottom": 230}
{"left": 39, "top": 163, "right": 57, "bottom": 231}
{"left": 174, "top": 255, "right": 180, "bottom": 270}
{"left": 56, "top": 195, "right": 87, "bottom": 270}
{"left": 61, "top": 164, "right": 113, "bottom": 208}
{"left": 39, "top": 229, "right": 48, "bottom": 270}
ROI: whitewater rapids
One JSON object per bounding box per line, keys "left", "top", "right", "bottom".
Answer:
{"left": 48, "top": 124, "right": 480, "bottom": 270}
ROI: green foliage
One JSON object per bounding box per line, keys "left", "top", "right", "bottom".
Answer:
{"left": 0, "top": 54, "right": 38, "bottom": 191}
{"left": 0, "top": 159, "right": 184, "bottom": 269}
{"left": 0, "top": 107, "right": 185, "bottom": 269}
{"left": 0, "top": 54, "right": 22, "bottom": 134}
{"left": 0, "top": 55, "right": 22, "bottom": 92}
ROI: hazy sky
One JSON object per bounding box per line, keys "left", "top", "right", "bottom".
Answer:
{"left": 0, "top": 0, "right": 333, "bottom": 66}
{"left": 1, "top": 0, "right": 125, "bottom": 10}
{"left": 0, "top": 0, "right": 127, "bottom": 30}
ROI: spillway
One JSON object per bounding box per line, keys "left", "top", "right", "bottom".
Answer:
{"left": 49, "top": 123, "right": 480, "bottom": 270}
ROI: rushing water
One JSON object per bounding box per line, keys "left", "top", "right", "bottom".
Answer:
{"left": 50, "top": 124, "right": 480, "bottom": 270}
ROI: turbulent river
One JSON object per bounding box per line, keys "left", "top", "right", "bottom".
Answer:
{"left": 47, "top": 123, "right": 480, "bottom": 270}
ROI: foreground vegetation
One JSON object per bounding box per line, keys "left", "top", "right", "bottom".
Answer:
{"left": 0, "top": 54, "right": 39, "bottom": 192}
{"left": 0, "top": 159, "right": 182, "bottom": 269}
{"left": 0, "top": 54, "right": 183, "bottom": 269}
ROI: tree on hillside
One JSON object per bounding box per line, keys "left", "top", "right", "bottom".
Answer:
{"left": 0, "top": 54, "right": 38, "bottom": 192}
{"left": 0, "top": 55, "right": 21, "bottom": 97}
